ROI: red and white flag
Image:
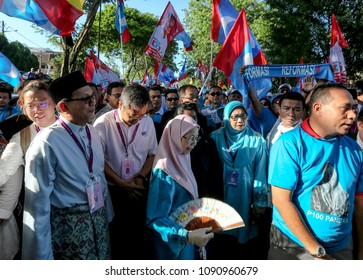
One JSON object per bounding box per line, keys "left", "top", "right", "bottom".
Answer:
{"left": 88, "top": 51, "right": 119, "bottom": 86}
{"left": 329, "top": 14, "right": 348, "bottom": 86}
{"left": 195, "top": 59, "right": 208, "bottom": 82}
{"left": 145, "top": 1, "right": 193, "bottom": 62}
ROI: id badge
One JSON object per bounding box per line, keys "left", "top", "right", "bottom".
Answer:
{"left": 226, "top": 168, "right": 240, "bottom": 187}
{"left": 86, "top": 177, "right": 105, "bottom": 213}
{"left": 121, "top": 158, "right": 135, "bottom": 179}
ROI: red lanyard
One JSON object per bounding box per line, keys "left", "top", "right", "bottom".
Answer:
{"left": 114, "top": 110, "right": 139, "bottom": 157}
{"left": 58, "top": 118, "right": 93, "bottom": 173}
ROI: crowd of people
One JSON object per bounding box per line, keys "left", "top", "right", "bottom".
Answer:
{"left": 0, "top": 69, "right": 362, "bottom": 260}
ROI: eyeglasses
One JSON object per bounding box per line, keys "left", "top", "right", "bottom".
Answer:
{"left": 65, "top": 94, "right": 96, "bottom": 105}
{"left": 150, "top": 95, "right": 161, "bottom": 99}
{"left": 25, "top": 101, "right": 50, "bottom": 111}
{"left": 230, "top": 113, "right": 247, "bottom": 121}
{"left": 183, "top": 135, "right": 201, "bottom": 143}
{"left": 166, "top": 97, "right": 178, "bottom": 102}
{"left": 209, "top": 92, "right": 221, "bottom": 97}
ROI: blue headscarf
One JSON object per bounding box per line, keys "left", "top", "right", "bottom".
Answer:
{"left": 223, "top": 101, "right": 248, "bottom": 145}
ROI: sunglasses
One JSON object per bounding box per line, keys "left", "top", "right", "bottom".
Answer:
{"left": 209, "top": 92, "right": 221, "bottom": 97}
{"left": 166, "top": 97, "right": 178, "bottom": 102}
{"left": 181, "top": 102, "right": 197, "bottom": 110}
{"left": 230, "top": 113, "right": 247, "bottom": 121}
{"left": 65, "top": 94, "right": 95, "bottom": 105}
{"left": 25, "top": 101, "right": 50, "bottom": 111}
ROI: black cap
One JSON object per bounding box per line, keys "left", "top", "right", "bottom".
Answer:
{"left": 49, "top": 71, "right": 88, "bottom": 104}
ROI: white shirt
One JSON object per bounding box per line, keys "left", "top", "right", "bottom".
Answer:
{"left": 93, "top": 109, "right": 157, "bottom": 180}
{"left": 356, "top": 133, "right": 363, "bottom": 150}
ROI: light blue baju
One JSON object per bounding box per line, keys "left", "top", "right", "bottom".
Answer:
{"left": 210, "top": 101, "right": 270, "bottom": 244}
{"left": 22, "top": 117, "right": 113, "bottom": 259}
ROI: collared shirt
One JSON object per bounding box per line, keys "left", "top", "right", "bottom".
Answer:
{"left": 153, "top": 106, "right": 164, "bottom": 124}
{"left": 356, "top": 133, "right": 363, "bottom": 151}
{"left": 269, "top": 119, "right": 363, "bottom": 252}
{"left": 93, "top": 109, "right": 157, "bottom": 181}
{"left": 22, "top": 116, "right": 110, "bottom": 259}
{"left": 201, "top": 104, "right": 224, "bottom": 126}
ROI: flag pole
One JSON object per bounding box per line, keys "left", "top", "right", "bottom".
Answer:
{"left": 209, "top": 39, "right": 213, "bottom": 74}
{"left": 120, "top": 35, "right": 125, "bottom": 81}
{"left": 199, "top": 66, "right": 214, "bottom": 96}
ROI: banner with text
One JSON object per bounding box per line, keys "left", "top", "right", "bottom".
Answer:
{"left": 243, "top": 64, "right": 335, "bottom": 83}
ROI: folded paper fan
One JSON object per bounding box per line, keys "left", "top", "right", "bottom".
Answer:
{"left": 169, "top": 197, "right": 244, "bottom": 233}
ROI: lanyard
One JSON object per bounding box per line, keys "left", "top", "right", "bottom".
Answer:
{"left": 114, "top": 110, "right": 139, "bottom": 157}
{"left": 223, "top": 130, "right": 238, "bottom": 167}
{"left": 58, "top": 118, "right": 93, "bottom": 173}
{"left": 35, "top": 125, "right": 40, "bottom": 133}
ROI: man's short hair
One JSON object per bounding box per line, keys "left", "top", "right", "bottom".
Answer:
{"left": 209, "top": 85, "right": 222, "bottom": 92}
{"left": 164, "top": 88, "right": 178, "bottom": 99}
{"left": 0, "top": 85, "right": 11, "bottom": 99}
{"left": 355, "top": 80, "right": 363, "bottom": 93}
{"left": 279, "top": 91, "right": 306, "bottom": 109}
{"left": 309, "top": 83, "right": 348, "bottom": 112}
{"left": 20, "top": 80, "right": 49, "bottom": 102}
{"left": 120, "top": 83, "right": 150, "bottom": 109}
{"left": 179, "top": 84, "right": 198, "bottom": 96}
{"left": 149, "top": 85, "right": 162, "bottom": 94}
{"left": 357, "top": 108, "right": 363, "bottom": 122}
{"left": 106, "top": 81, "right": 125, "bottom": 95}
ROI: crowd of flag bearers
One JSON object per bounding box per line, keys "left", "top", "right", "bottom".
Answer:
{"left": 0, "top": 0, "right": 362, "bottom": 261}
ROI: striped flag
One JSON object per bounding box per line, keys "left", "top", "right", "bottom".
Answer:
{"left": 115, "top": 0, "right": 130, "bottom": 44}
{"left": 0, "top": 0, "right": 85, "bottom": 36}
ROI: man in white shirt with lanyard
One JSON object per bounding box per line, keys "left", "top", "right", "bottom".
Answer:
{"left": 94, "top": 83, "right": 157, "bottom": 260}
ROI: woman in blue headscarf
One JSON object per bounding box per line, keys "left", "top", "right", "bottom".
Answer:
{"left": 209, "top": 101, "right": 270, "bottom": 260}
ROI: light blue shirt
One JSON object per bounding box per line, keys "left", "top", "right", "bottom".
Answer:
{"left": 22, "top": 116, "right": 112, "bottom": 259}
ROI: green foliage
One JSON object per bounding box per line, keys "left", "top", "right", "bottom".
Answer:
{"left": 184, "top": 0, "right": 363, "bottom": 84}
{"left": 0, "top": 34, "right": 38, "bottom": 71}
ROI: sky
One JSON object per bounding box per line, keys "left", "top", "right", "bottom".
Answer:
{"left": 0, "top": 0, "right": 190, "bottom": 65}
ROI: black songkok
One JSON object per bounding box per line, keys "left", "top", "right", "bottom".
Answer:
{"left": 48, "top": 71, "right": 88, "bottom": 104}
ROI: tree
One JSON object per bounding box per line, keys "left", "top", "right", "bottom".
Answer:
{"left": 0, "top": 34, "right": 38, "bottom": 71}
{"left": 183, "top": 0, "right": 264, "bottom": 84}
{"left": 257, "top": 0, "right": 363, "bottom": 80}
{"left": 183, "top": 0, "right": 363, "bottom": 84}
{"left": 89, "top": 4, "right": 178, "bottom": 83}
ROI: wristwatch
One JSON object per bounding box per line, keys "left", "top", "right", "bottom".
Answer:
{"left": 310, "top": 245, "right": 326, "bottom": 258}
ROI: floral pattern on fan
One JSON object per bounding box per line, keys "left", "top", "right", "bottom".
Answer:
{"left": 169, "top": 197, "right": 244, "bottom": 233}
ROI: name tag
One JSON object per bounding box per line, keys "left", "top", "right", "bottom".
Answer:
{"left": 121, "top": 158, "right": 135, "bottom": 179}
{"left": 86, "top": 177, "right": 104, "bottom": 213}
{"left": 226, "top": 168, "right": 239, "bottom": 187}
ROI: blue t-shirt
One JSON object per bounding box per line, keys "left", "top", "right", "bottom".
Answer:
{"left": 269, "top": 121, "right": 363, "bottom": 252}
{"left": 247, "top": 106, "right": 276, "bottom": 138}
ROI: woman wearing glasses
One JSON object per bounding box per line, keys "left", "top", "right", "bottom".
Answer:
{"left": 0, "top": 80, "right": 57, "bottom": 259}
{"left": 146, "top": 115, "right": 214, "bottom": 259}
{"left": 208, "top": 101, "right": 270, "bottom": 260}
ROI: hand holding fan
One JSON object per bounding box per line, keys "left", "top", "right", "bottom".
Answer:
{"left": 169, "top": 197, "right": 244, "bottom": 233}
